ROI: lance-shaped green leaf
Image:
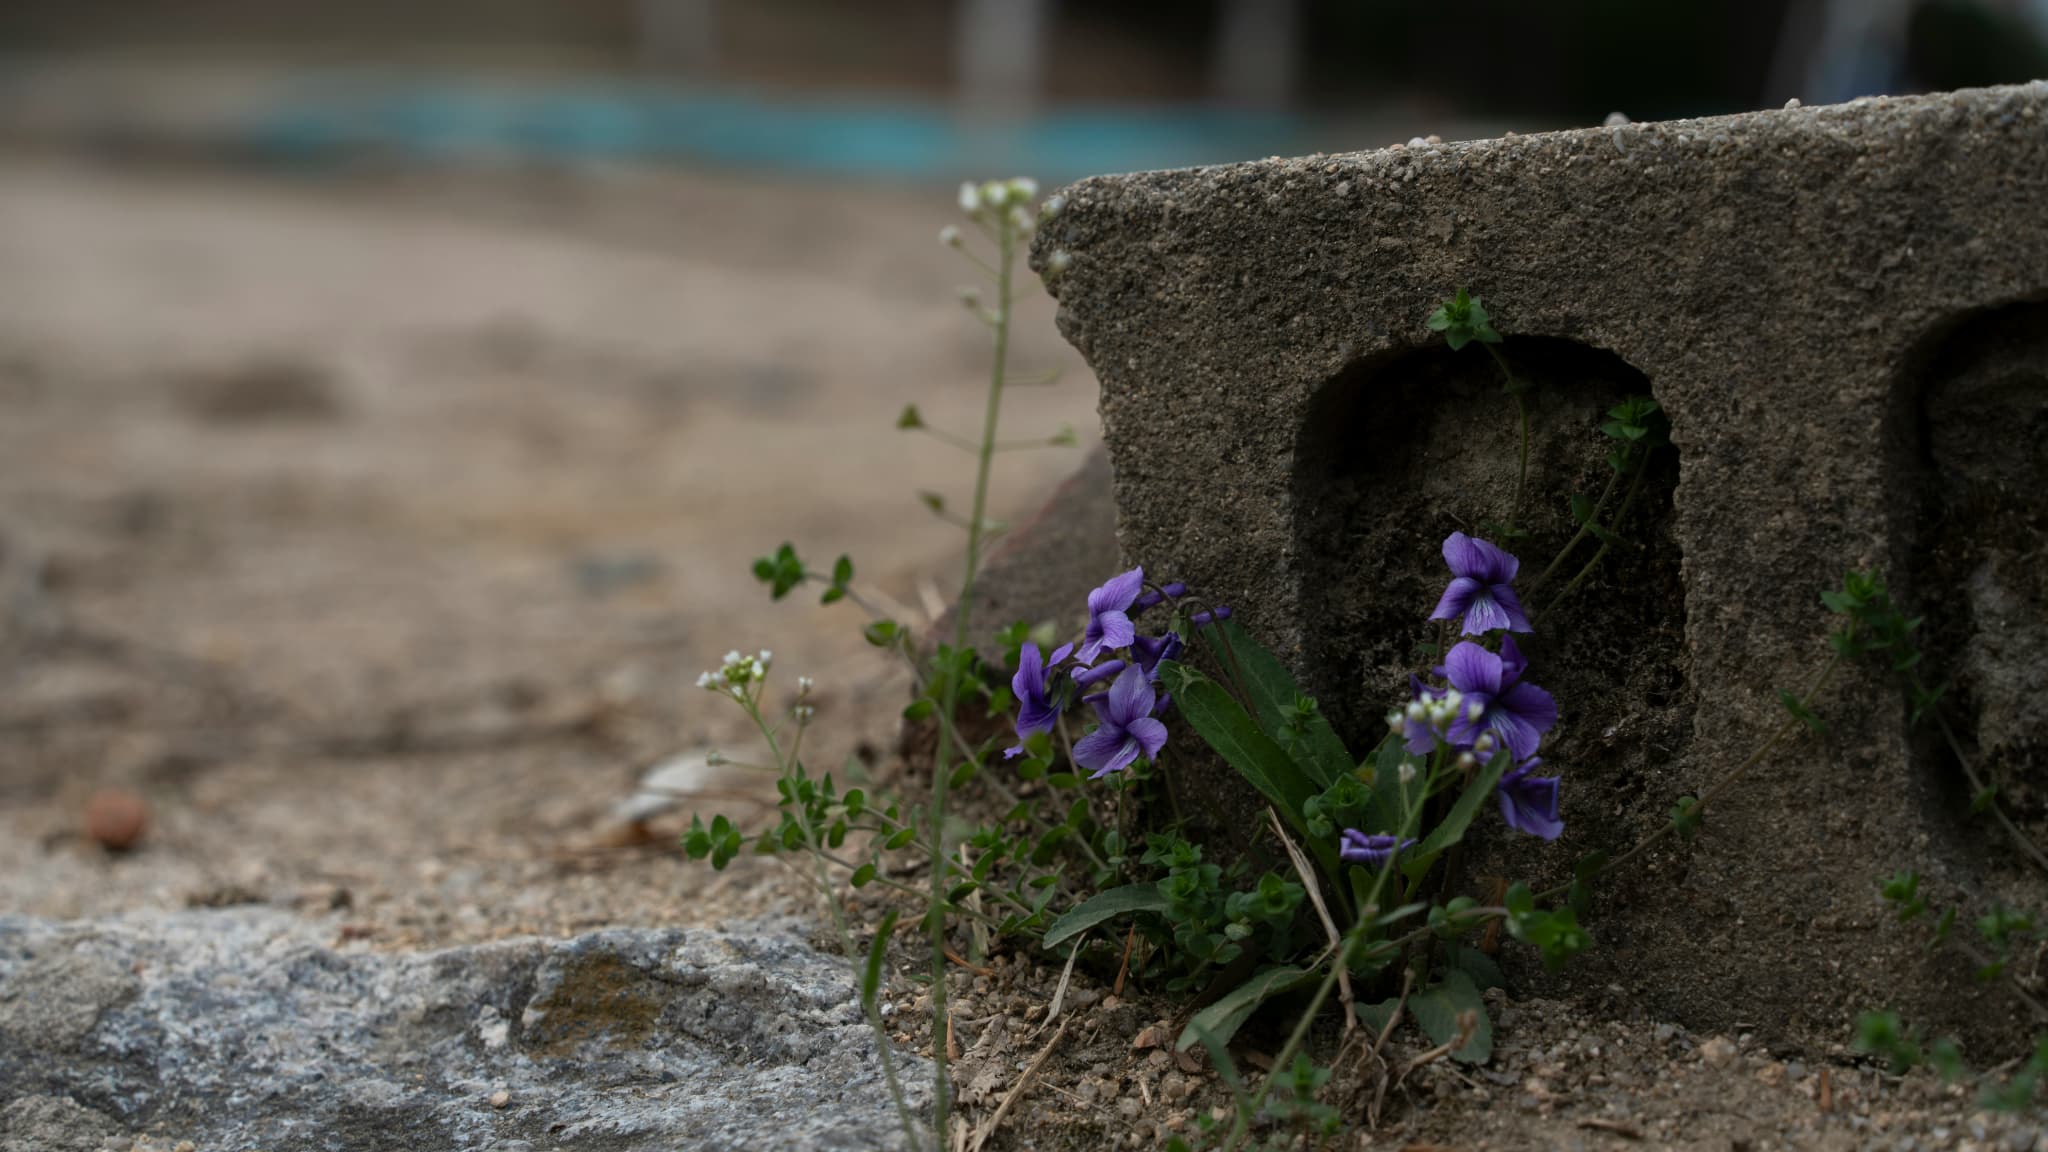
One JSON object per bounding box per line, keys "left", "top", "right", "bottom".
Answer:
{"left": 1160, "top": 660, "right": 1329, "bottom": 872}
{"left": 1175, "top": 965, "right": 1314, "bottom": 1051}
{"left": 1042, "top": 883, "right": 1169, "bottom": 950}
{"left": 1400, "top": 756, "right": 1508, "bottom": 887}
{"left": 1202, "top": 619, "right": 1354, "bottom": 789}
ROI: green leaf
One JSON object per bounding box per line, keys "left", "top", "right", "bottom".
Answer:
{"left": 1451, "top": 946, "right": 1506, "bottom": 991}
{"left": 1041, "top": 883, "right": 1170, "bottom": 950}
{"left": 851, "top": 863, "right": 877, "bottom": 888}
{"left": 1670, "top": 795, "right": 1703, "bottom": 841}
{"left": 918, "top": 491, "right": 946, "bottom": 513}
{"left": 861, "top": 909, "right": 898, "bottom": 1008}
{"left": 1356, "top": 996, "right": 1402, "bottom": 1036}
{"left": 1569, "top": 494, "right": 1595, "bottom": 527}
{"left": 1175, "top": 965, "right": 1314, "bottom": 1052}
{"left": 1408, "top": 970, "right": 1492, "bottom": 1063}
{"left": 863, "top": 619, "right": 902, "bottom": 648}
{"left": 895, "top": 404, "right": 924, "bottom": 430}
{"left": 1161, "top": 661, "right": 1329, "bottom": 868}
{"left": 832, "top": 554, "right": 854, "bottom": 585}
{"left": 1401, "top": 756, "right": 1509, "bottom": 887}
{"left": 1202, "top": 619, "right": 1353, "bottom": 789}
{"left": 1779, "top": 690, "right": 1826, "bottom": 735}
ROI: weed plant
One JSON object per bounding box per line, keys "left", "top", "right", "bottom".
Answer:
{"left": 680, "top": 185, "right": 2048, "bottom": 1150}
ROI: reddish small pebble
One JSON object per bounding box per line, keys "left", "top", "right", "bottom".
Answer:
{"left": 85, "top": 788, "right": 148, "bottom": 851}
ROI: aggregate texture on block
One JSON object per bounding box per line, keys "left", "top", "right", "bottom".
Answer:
{"left": 0, "top": 910, "right": 929, "bottom": 1151}
{"left": 1030, "top": 83, "right": 2048, "bottom": 1050}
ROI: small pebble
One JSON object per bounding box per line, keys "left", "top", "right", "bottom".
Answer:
{"left": 490, "top": 1090, "right": 511, "bottom": 1109}
{"left": 1699, "top": 1035, "right": 1739, "bottom": 1067}
{"left": 85, "top": 788, "right": 149, "bottom": 851}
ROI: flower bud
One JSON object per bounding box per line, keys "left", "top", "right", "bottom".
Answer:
{"left": 1455, "top": 751, "right": 1477, "bottom": 772}
{"left": 958, "top": 182, "right": 981, "bottom": 213}
{"left": 1405, "top": 700, "right": 1428, "bottom": 723}
{"left": 1398, "top": 761, "right": 1417, "bottom": 785}
{"left": 1385, "top": 710, "right": 1404, "bottom": 732}
{"left": 938, "top": 224, "right": 962, "bottom": 247}
{"left": 1473, "top": 732, "right": 1496, "bottom": 753}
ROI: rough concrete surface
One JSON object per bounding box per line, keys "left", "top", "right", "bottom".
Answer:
{"left": 0, "top": 910, "right": 929, "bottom": 1151}
{"left": 1033, "top": 83, "right": 2048, "bottom": 1052}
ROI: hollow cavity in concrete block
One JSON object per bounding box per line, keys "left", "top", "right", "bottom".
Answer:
{"left": 1909, "top": 299, "right": 2048, "bottom": 842}
{"left": 1293, "top": 337, "right": 1691, "bottom": 861}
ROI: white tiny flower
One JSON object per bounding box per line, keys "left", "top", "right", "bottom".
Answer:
{"left": 1384, "top": 710, "right": 1404, "bottom": 733}
{"left": 980, "top": 180, "right": 1006, "bottom": 208}
{"left": 797, "top": 675, "right": 815, "bottom": 694}
{"left": 1398, "top": 761, "right": 1417, "bottom": 785}
{"left": 723, "top": 650, "right": 743, "bottom": 666}
{"left": 1468, "top": 700, "right": 1487, "bottom": 722}
{"left": 1404, "top": 700, "right": 1427, "bottom": 723}
{"left": 958, "top": 181, "right": 980, "bottom": 213}
{"left": 1473, "top": 732, "right": 1496, "bottom": 754}
{"left": 793, "top": 704, "right": 816, "bottom": 722}
{"left": 1008, "top": 177, "right": 1038, "bottom": 201}
{"left": 1442, "top": 690, "right": 1464, "bottom": 712}
{"left": 1455, "top": 751, "right": 1477, "bottom": 772}
{"left": 758, "top": 649, "right": 773, "bottom": 666}
{"left": 1008, "top": 205, "right": 1034, "bottom": 233}
{"left": 696, "top": 672, "right": 717, "bottom": 689}
{"left": 957, "top": 286, "right": 983, "bottom": 308}
{"left": 938, "top": 224, "right": 962, "bottom": 247}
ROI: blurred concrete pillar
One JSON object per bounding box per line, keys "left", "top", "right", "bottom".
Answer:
{"left": 957, "top": 0, "right": 1048, "bottom": 115}
{"left": 1769, "top": 0, "right": 1912, "bottom": 104}
{"left": 1212, "top": 0, "right": 1299, "bottom": 109}
{"left": 637, "top": 0, "right": 718, "bottom": 79}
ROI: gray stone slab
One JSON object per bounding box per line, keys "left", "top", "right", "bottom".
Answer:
{"left": 1032, "top": 83, "right": 2048, "bottom": 1050}
{"left": 0, "top": 910, "right": 929, "bottom": 1151}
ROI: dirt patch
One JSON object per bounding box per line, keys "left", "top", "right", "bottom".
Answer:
{"left": 0, "top": 154, "right": 1100, "bottom": 947}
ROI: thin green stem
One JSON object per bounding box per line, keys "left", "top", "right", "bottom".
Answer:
{"left": 744, "top": 696, "right": 922, "bottom": 1152}
{"left": 1528, "top": 463, "right": 1624, "bottom": 595}
{"left": 1529, "top": 449, "right": 1651, "bottom": 625}
{"left": 1912, "top": 670, "right": 2048, "bottom": 880}
{"left": 927, "top": 211, "right": 1017, "bottom": 1138}
{"left": 1225, "top": 780, "right": 1426, "bottom": 1150}
{"left": 1550, "top": 645, "right": 1845, "bottom": 895}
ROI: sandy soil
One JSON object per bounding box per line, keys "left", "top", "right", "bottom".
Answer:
{"left": 0, "top": 154, "right": 1099, "bottom": 945}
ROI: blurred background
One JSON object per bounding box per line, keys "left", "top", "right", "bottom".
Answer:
{"left": 3, "top": 1, "right": 2047, "bottom": 176}
{"left": 0, "top": 1, "right": 2040, "bottom": 940}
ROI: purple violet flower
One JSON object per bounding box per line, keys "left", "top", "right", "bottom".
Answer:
{"left": 1430, "top": 532, "right": 1532, "bottom": 636}
{"left": 1442, "top": 637, "right": 1557, "bottom": 762}
{"left": 1497, "top": 757, "right": 1564, "bottom": 840}
{"left": 1190, "top": 606, "right": 1232, "bottom": 627}
{"left": 1131, "top": 631, "right": 1183, "bottom": 678}
{"left": 1339, "top": 830, "right": 1417, "bottom": 869}
{"left": 1079, "top": 567, "right": 1145, "bottom": 663}
{"left": 1072, "top": 664, "right": 1169, "bottom": 779}
{"left": 1003, "top": 640, "right": 1073, "bottom": 759}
